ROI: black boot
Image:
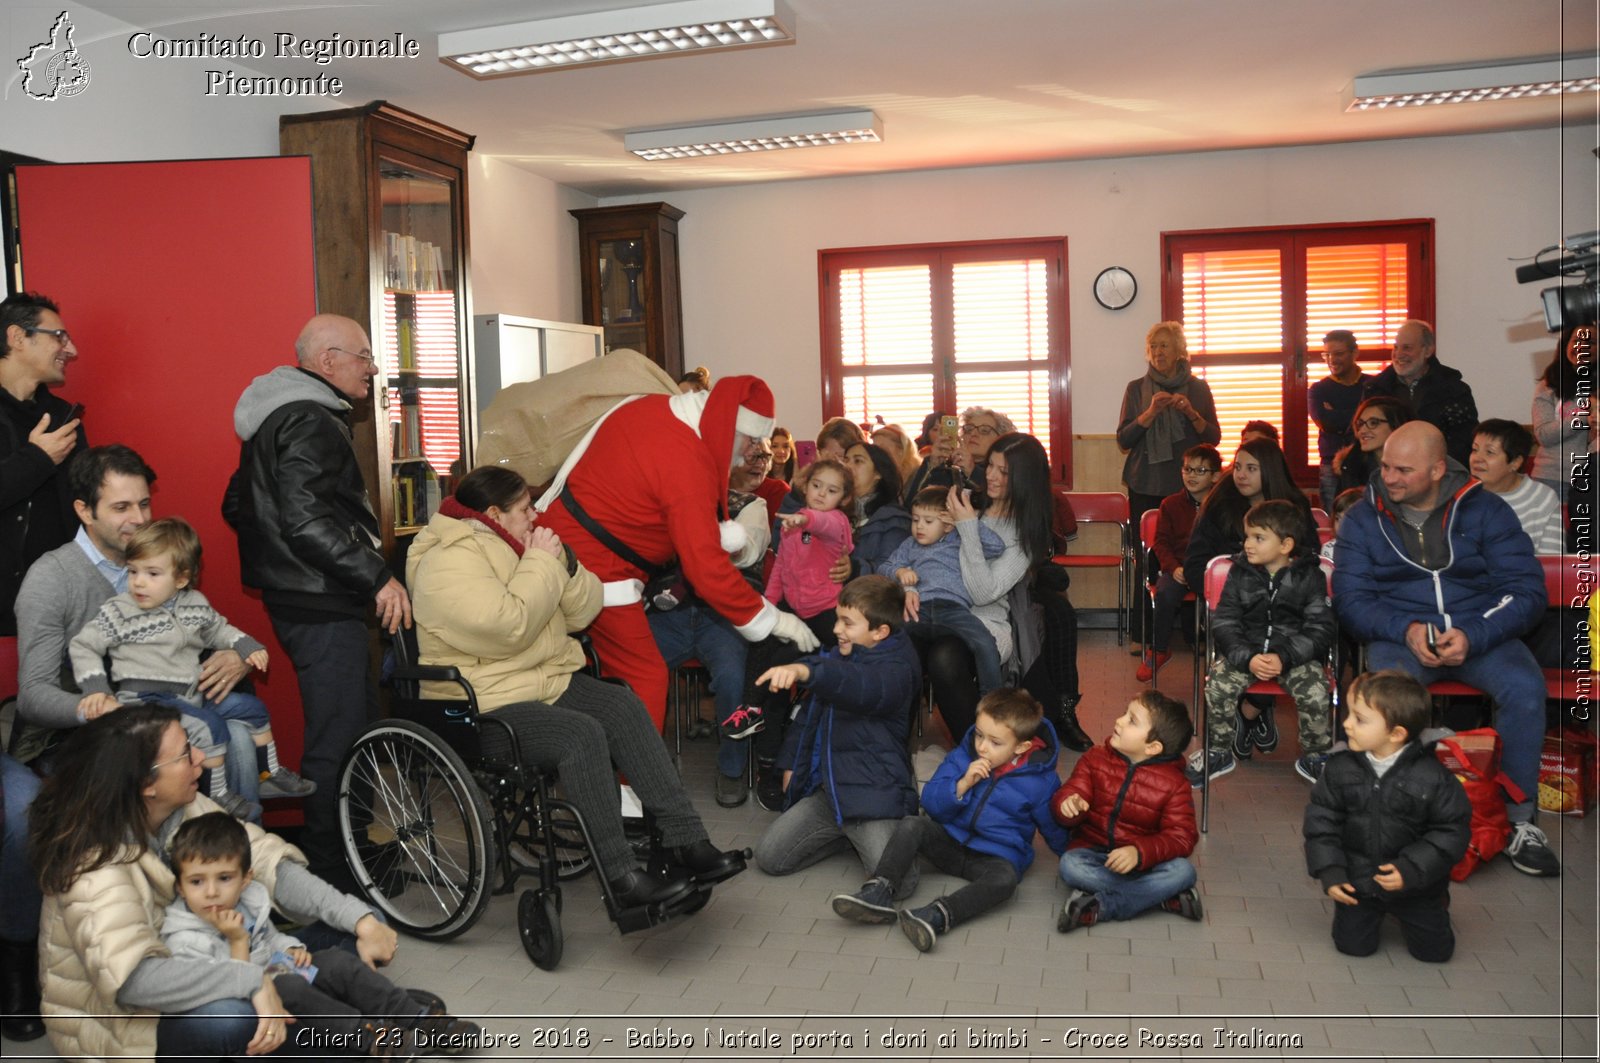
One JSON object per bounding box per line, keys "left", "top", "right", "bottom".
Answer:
{"left": 669, "top": 839, "right": 747, "bottom": 886}
{"left": 0, "top": 938, "right": 45, "bottom": 1042}
{"left": 607, "top": 867, "right": 693, "bottom": 910}
{"left": 1056, "top": 696, "right": 1093, "bottom": 753}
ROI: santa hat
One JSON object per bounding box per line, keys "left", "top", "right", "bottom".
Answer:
{"left": 698, "top": 375, "right": 775, "bottom": 519}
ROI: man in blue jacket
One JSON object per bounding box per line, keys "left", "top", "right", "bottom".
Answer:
{"left": 1332, "top": 422, "right": 1556, "bottom": 877}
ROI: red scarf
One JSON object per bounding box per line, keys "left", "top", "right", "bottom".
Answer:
{"left": 990, "top": 737, "right": 1042, "bottom": 780}
{"left": 439, "top": 496, "right": 524, "bottom": 558}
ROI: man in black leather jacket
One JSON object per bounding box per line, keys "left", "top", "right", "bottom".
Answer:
{"left": 223, "top": 313, "right": 410, "bottom": 880}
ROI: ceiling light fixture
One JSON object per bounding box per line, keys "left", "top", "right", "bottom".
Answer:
{"left": 1348, "top": 55, "right": 1598, "bottom": 111}
{"left": 439, "top": 0, "right": 795, "bottom": 78}
{"left": 624, "top": 110, "right": 883, "bottom": 159}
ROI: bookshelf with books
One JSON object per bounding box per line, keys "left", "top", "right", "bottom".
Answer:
{"left": 280, "top": 100, "right": 474, "bottom": 557}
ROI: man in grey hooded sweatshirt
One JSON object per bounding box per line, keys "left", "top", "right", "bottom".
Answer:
{"left": 223, "top": 313, "right": 410, "bottom": 881}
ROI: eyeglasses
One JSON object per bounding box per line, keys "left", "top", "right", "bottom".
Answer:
{"left": 960, "top": 424, "right": 999, "bottom": 439}
{"left": 328, "top": 346, "right": 377, "bottom": 366}
{"left": 1181, "top": 466, "right": 1216, "bottom": 475}
{"left": 25, "top": 326, "right": 72, "bottom": 347}
{"left": 1354, "top": 416, "right": 1392, "bottom": 431}
{"left": 150, "top": 740, "right": 194, "bottom": 773}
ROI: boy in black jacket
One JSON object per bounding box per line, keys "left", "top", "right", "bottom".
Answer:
{"left": 1303, "top": 670, "right": 1471, "bottom": 962}
{"left": 1188, "top": 500, "right": 1335, "bottom": 785}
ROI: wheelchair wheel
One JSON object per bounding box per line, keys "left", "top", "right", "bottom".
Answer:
{"left": 338, "top": 720, "right": 496, "bottom": 939}
{"left": 518, "top": 889, "right": 563, "bottom": 970}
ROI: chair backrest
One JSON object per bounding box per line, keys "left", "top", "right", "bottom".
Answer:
{"left": 1203, "top": 554, "right": 1334, "bottom": 612}
{"left": 0, "top": 636, "right": 17, "bottom": 702}
{"left": 1311, "top": 507, "right": 1332, "bottom": 531}
{"left": 1139, "top": 508, "right": 1159, "bottom": 554}
{"left": 1063, "top": 491, "right": 1130, "bottom": 526}
{"left": 1541, "top": 553, "right": 1597, "bottom": 609}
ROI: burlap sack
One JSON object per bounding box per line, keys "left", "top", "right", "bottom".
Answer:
{"left": 476, "top": 349, "right": 677, "bottom": 486}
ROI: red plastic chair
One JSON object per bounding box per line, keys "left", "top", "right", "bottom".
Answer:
{"left": 1196, "top": 555, "right": 1338, "bottom": 832}
{"left": 1138, "top": 508, "right": 1194, "bottom": 686}
{"left": 1051, "top": 491, "right": 1131, "bottom": 645}
{"left": 1540, "top": 554, "right": 1597, "bottom": 701}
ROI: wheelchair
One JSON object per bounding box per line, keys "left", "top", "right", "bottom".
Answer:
{"left": 335, "top": 628, "right": 722, "bottom": 970}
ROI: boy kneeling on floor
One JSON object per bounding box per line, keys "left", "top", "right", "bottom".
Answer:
{"left": 1302, "top": 670, "right": 1471, "bottom": 962}
{"left": 1053, "top": 690, "right": 1202, "bottom": 931}
{"left": 830, "top": 688, "right": 1069, "bottom": 951}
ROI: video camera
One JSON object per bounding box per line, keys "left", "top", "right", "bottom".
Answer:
{"left": 1515, "top": 231, "right": 1600, "bottom": 330}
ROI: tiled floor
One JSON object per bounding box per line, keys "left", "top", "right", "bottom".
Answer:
{"left": 6, "top": 630, "right": 1596, "bottom": 1061}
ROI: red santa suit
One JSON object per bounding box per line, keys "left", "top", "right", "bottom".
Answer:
{"left": 536, "top": 376, "right": 816, "bottom": 730}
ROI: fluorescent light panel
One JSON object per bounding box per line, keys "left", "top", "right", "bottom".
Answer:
{"left": 625, "top": 110, "right": 882, "bottom": 159}
{"left": 439, "top": 0, "right": 794, "bottom": 77}
{"left": 1349, "top": 55, "right": 1598, "bottom": 110}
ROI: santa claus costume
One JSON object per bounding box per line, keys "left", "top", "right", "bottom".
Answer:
{"left": 537, "top": 376, "right": 818, "bottom": 731}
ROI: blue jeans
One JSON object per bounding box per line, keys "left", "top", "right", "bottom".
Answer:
{"left": 155, "top": 996, "right": 259, "bottom": 1062}
{"left": 906, "top": 600, "right": 1002, "bottom": 694}
{"left": 1057, "top": 846, "right": 1197, "bottom": 921}
{"left": 648, "top": 603, "right": 750, "bottom": 778}
{"left": 753, "top": 790, "right": 919, "bottom": 898}
{"left": 1319, "top": 461, "right": 1340, "bottom": 512}
{"left": 1366, "top": 638, "right": 1545, "bottom": 822}
{"left": 1, "top": 752, "right": 43, "bottom": 941}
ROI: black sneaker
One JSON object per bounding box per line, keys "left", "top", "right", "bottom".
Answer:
{"left": 1229, "top": 707, "right": 1254, "bottom": 761}
{"left": 1184, "top": 748, "right": 1236, "bottom": 787}
{"left": 898, "top": 901, "right": 946, "bottom": 952}
{"left": 1056, "top": 890, "right": 1099, "bottom": 933}
{"left": 1294, "top": 752, "right": 1331, "bottom": 784}
{"left": 755, "top": 762, "right": 785, "bottom": 812}
{"left": 1506, "top": 821, "right": 1561, "bottom": 877}
{"left": 714, "top": 771, "right": 747, "bottom": 808}
{"left": 831, "top": 877, "right": 897, "bottom": 924}
{"left": 1251, "top": 707, "right": 1280, "bottom": 754}
{"left": 1159, "top": 886, "right": 1204, "bottom": 922}
{"left": 719, "top": 704, "right": 765, "bottom": 740}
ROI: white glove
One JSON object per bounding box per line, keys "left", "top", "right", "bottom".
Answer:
{"left": 770, "top": 610, "right": 820, "bottom": 653}
{"left": 728, "top": 501, "right": 771, "bottom": 569}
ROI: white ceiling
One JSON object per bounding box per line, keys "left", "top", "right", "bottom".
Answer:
{"left": 87, "top": 0, "right": 1599, "bottom": 197}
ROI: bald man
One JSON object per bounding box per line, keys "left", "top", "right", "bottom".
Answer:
{"left": 223, "top": 313, "right": 409, "bottom": 882}
{"left": 1330, "top": 422, "right": 1557, "bottom": 877}
{"left": 1367, "top": 320, "right": 1478, "bottom": 466}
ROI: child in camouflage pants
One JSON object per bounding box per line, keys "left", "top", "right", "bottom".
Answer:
{"left": 1189, "top": 501, "right": 1336, "bottom": 786}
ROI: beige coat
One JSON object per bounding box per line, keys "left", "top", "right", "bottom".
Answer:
{"left": 406, "top": 513, "right": 603, "bottom": 709}
{"left": 39, "top": 797, "right": 305, "bottom": 1063}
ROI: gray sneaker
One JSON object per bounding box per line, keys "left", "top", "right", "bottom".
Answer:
{"left": 831, "top": 877, "right": 896, "bottom": 924}
{"left": 259, "top": 767, "right": 316, "bottom": 799}
{"left": 713, "top": 771, "right": 747, "bottom": 808}
{"left": 215, "top": 791, "right": 264, "bottom": 822}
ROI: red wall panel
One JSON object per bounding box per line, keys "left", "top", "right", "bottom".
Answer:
{"left": 16, "top": 157, "right": 318, "bottom": 780}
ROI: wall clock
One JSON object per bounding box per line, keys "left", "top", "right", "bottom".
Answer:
{"left": 1093, "top": 266, "right": 1137, "bottom": 310}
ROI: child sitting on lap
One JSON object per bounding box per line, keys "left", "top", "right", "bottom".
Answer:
{"left": 69, "top": 518, "right": 313, "bottom": 818}
{"left": 1302, "top": 670, "right": 1471, "bottom": 962}
{"left": 1053, "top": 690, "right": 1201, "bottom": 930}
{"left": 831, "top": 688, "right": 1069, "bottom": 952}
{"left": 880, "top": 486, "right": 1007, "bottom": 693}
{"left": 752, "top": 575, "right": 921, "bottom": 887}
{"left": 162, "top": 813, "right": 477, "bottom": 1057}
{"left": 765, "top": 459, "right": 856, "bottom": 644}
{"left": 1189, "top": 500, "right": 1335, "bottom": 786}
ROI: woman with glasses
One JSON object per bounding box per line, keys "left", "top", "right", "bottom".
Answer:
{"left": 1117, "top": 322, "right": 1221, "bottom": 649}
{"left": 1332, "top": 395, "right": 1413, "bottom": 495}
{"left": 901, "top": 407, "right": 1014, "bottom": 507}
{"left": 28, "top": 704, "right": 416, "bottom": 1061}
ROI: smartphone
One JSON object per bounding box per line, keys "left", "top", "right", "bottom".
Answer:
{"left": 794, "top": 439, "right": 818, "bottom": 468}
{"left": 1425, "top": 623, "right": 1439, "bottom": 655}
{"left": 938, "top": 415, "right": 960, "bottom": 451}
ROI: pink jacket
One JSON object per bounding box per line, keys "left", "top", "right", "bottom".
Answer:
{"left": 764, "top": 507, "right": 854, "bottom": 619}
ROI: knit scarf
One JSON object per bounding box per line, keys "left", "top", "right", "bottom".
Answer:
{"left": 439, "top": 496, "right": 524, "bottom": 558}
{"left": 1136, "top": 362, "right": 1195, "bottom": 466}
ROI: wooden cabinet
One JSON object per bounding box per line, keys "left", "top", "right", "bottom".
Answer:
{"left": 570, "top": 202, "right": 685, "bottom": 378}
{"left": 280, "top": 100, "right": 474, "bottom": 556}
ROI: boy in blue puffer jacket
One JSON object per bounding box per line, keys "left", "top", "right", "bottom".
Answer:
{"left": 830, "top": 688, "right": 1070, "bottom": 952}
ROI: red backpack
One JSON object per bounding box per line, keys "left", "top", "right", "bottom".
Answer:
{"left": 1435, "top": 729, "right": 1524, "bottom": 881}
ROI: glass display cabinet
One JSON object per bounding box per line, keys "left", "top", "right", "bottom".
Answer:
{"left": 571, "top": 202, "right": 685, "bottom": 378}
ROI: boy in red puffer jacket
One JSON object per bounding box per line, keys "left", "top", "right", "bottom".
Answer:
{"left": 1052, "top": 690, "right": 1201, "bottom": 931}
